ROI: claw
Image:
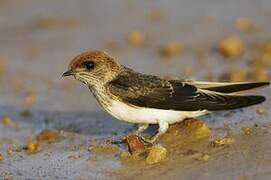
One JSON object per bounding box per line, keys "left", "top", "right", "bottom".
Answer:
{"left": 137, "top": 134, "right": 156, "bottom": 144}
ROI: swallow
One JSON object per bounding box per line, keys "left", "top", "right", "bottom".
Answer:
{"left": 63, "top": 50, "right": 270, "bottom": 143}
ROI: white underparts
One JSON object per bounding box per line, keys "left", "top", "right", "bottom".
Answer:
{"left": 104, "top": 99, "right": 208, "bottom": 125}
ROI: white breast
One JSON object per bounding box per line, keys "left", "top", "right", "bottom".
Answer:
{"left": 104, "top": 99, "right": 208, "bottom": 124}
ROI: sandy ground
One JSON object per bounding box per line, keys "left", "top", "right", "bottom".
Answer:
{"left": 0, "top": 0, "right": 270, "bottom": 179}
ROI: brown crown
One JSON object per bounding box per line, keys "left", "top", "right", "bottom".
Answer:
{"left": 69, "top": 51, "right": 113, "bottom": 69}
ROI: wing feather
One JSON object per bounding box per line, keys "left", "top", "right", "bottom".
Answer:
{"left": 186, "top": 81, "right": 269, "bottom": 93}
{"left": 107, "top": 71, "right": 266, "bottom": 111}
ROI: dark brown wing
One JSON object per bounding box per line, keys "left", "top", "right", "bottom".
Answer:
{"left": 107, "top": 70, "right": 266, "bottom": 111}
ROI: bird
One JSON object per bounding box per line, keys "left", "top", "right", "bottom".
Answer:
{"left": 62, "top": 50, "right": 270, "bottom": 143}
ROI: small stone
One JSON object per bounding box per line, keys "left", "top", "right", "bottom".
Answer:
{"left": 218, "top": 36, "right": 244, "bottom": 58}
{"left": 25, "top": 140, "right": 41, "bottom": 154}
{"left": 256, "top": 107, "right": 267, "bottom": 115}
{"left": 161, "top": 118, "right": 211, "bottom": 143}
{"left": 242, "top": 127, "right": 253, "bottom": 135}
{"left": 36, "top": 129, "right": 60, "bottom": 143}
{"left": 20, "top": 110, "right": 33, "bottom": 118}
{"left": 0, "top": 154, "right": 4, "bottom": 161}
{"left": 7, "top": 149, "right": 13, "bottom": 155}
{"left": 183, "top": 119, "right": 211, "bottom": 140}
{"left": 159, "top": 42, "right": 183, "bottom": 58}
{"left": 24, "top": 94, "right": 37, "bottom": 107}
{"left": 220, "top": 69, "right": 248, "bottom": 82}
{"left": 127, "top": 31, "right": 145, "bottom": 47}
{"left": 146, "top": 144, "right": 167, "bottom": 165}
{"left": 126, "top": 134, "right": 145, "bottom": 155}
{"left": 235, "top": 17, "right": 255, "bottom": 32}
{"left": 196, "top": 154, "right": 210, "bottom": 162}
{"left": 210, "top": 137, "right": 235, "bottom": 147}
{"left": 249, "top": 67, "right": 269, "bottom": 81}
{"left": 68, "top": 154, "right": 81, "bottom": 160}
{"left": 1, "top": 116, "right": 14, "bottom": 128}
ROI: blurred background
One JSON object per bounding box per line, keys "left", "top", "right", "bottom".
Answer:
{"left": 0, "top": 0, "right": 270, "bottom": 179}
{"left": 0, "top": 0, "right": 270, "bottom": 112}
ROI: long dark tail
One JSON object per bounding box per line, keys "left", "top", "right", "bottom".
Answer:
{"left": 196, "top": 90, "right": 267, "bottom": 111}
{"left": 190, "top": 81, "right": 270, "bottom": 93}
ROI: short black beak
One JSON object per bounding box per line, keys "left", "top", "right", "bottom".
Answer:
{"left": 62, "top": 69, "right": 73, "bottom": 77}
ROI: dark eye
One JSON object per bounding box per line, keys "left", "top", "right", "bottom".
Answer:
{"left": 83, "top": 61, "right": 95, "bottom": 70}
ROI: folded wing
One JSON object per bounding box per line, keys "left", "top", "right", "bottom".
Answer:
{"left": 108, "top": 71, "right": 267, "bottom": 111}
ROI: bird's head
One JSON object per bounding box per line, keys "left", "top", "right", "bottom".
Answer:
{"left": 63, "top": 51, "right": 121, "bottom": 86}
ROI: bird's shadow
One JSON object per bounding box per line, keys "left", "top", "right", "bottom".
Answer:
{"left": 0, "top": 105, "right": 134, "bottom": 136}
{"left": 0, "top": 104, "right": 252, "bottom": 137}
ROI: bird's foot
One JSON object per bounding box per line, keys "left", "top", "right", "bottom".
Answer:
{"left": 134, "top": 124, "right": 149, "bottom": 135}
{"left": 136, "top": 134, "right": 157, "bottom": 144}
